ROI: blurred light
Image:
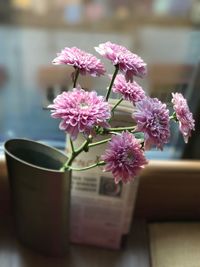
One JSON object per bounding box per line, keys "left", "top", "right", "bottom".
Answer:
{"left": 12, "top": 0, "right": 31, "bottom": 10}
{"left": 115, "top": 6, "right": 130, "bottom": 20}
{"left": 85, "top": 2, "right": 104, "bottom": 22}
{"left": 6, "top": 130, "right": 16, "bottom": 139}
{"left": 190, "top": 0, "right": 200, "bottom": 24}
{"left": 153, "top": 0, "right": 171, "bottom": 15}
{"left": 63, "top": 3, "right": 83, "bottom": 24}
{"left": 169, "top": 0, "right": 191, "bottom": 17}
{"left": 31, "top": 0, "right": 48, "bottom": 15}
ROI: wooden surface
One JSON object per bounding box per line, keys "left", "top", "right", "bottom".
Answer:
{"left": 0, "top": 160, "right": 200, "bottom": 221}
{"left": 135, "top": 160, "right": 200, "bottom": 220}
{"left": 149, "top": 222, "right": 200, "bottom": 267}
{"left": 0, "top": 157, "right": 150, "bottom": 267}
{"left": 1, "top": 159, "right": 200, "bottom": 266}
{"left": 0, "top": 218, "right": 150, "bottom": 267}
{"left": 2, "top": 158, "right": 200, "bottom": 220}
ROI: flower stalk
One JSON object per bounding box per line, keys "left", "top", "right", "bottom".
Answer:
{"left": 70, "top": 137, "right": 75, "bottom": 153}
{"left": 105, "top": 65, "right": 119, "bottom": 101}
{"left": 73, "top": 68, "right": 80, "bottom": 88}
{"left": 68, "top": 160, "right": 105, "bottom": 171}
{"left": 111, "top": 97, "right": 123, "bottom": 113}
{"left": 106, "top": 126, "right": 136, "bottom": 133}
{"left": 169, "top": 112, "right": 178, "bottom": 121}
{"left": 88, "top": 137, "right": 111, "bottom": 148}
{"left": 61, "top": 136, "right": 92, "bottom": 171}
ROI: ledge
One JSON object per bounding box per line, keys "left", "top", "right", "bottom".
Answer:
{"left": 136, "top": 159, "right": 200, "bottom": 220}
{"left": 1, "top": 158, "right": 200, "bottom": 266}
{"left": 1, "top": 157, "right": 200, "bottom": 220}
{"left": 0, "top": 218, "right": 150, "bottom": 266}
{"left": 1, "top": 156, "right": 200, "bottom": 178}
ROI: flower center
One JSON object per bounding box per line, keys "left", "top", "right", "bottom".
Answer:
{"left": 153, "top": 116, "right": 160, "bottom": 127}
{"left": 127, "top": 150, "right": 134, "bottom": 161}
{"left": 123, "top": 149, "right": 134, "bottom": 164}
{"left": 79, "top": 101, "right": 89, "bottom": 109}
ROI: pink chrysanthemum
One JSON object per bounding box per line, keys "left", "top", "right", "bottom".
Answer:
{"left": 53, "top": 47, "right": 106, "bottom": 77}
{"left": 171, "top": 93, "right": 195, "bottom": 143}
{"left": 102, "top": 132, "right": 148, "bottom": 184}
{"left": 48, "top": 86, "right": 111, "bottom": 140}
{"left": 112, "top": 74, "right": 146, "bottom": 103}
{"left": 133, "top": 97, "right": 170, "bottom": 150}
{"left": 95, "top": 41, "right": 147, "bottom": 81}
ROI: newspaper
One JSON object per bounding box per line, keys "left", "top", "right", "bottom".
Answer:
{"left": 67, "top": 101, "right": 139, "bottom": 249}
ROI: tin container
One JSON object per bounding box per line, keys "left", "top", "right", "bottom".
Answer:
{"left": 4, "top": 138, "right": 70, "bottom": 256}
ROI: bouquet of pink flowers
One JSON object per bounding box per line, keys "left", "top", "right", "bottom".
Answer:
{"left": 49, "top": 41, "right": 195, "bottom": 184}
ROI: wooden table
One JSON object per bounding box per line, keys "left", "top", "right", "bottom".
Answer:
{"left": 0, "top": 156, "right": 151, "bottom": 267}
{"left": 2, "top": 158, "right": 200, "bottom": 267}
{"left": 0, "top": 218, "right": 150, "bottom": 267}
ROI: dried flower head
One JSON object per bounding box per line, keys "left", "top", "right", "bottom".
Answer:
{"left": 49, "top": 86, "right": 111, "bottom": 140}
{"left": 112, "top": 74, "right": 146, "bottom": 103}
{"left": 101, "top": 131, "right": 148, "bottom": 184}
{"left": 171, "top": 93, "right": 195, "bottom": 143}
{"left": 95, "top": 41, "right": 147, "bottom": 81}
{"left": 133, "top": 97, "right": 170, "bottom": 150}
{"left": 53, "top": 47, "right": 106, "bottom": 77}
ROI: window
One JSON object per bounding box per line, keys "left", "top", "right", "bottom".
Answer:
{"left": 0, "top": 0, "right": 199, "bottom": 159}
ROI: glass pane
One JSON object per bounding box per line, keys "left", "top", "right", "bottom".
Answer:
{"left": 0, "top": 0, "right": 199, "bottom": 159}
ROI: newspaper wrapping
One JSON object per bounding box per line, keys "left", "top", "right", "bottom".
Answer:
{"left": 67, "top": 101, "right": 140, "bottom": 249}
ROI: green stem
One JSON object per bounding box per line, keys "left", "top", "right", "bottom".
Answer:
{"left": 88, "top": 138, "right": 111, "bottom": 148}
{"left": 73, "top": 68, "right": 80, "bottom": 88}
{"left": 63, "top": 150, "right": 78, "bottom": 171}
{"left": 108, "top": 131, "right": 121, "bottom": 135}
{"left": 111, "top": 98, "right": 123, "bottom": 113}
{"left": 170, "top": 115, "right": 178, "bottom": 121}
{"left": 170, "top": 112, "right": 178, "bottom": 122}
{"left": 61, "top": 136, "right": 92, "bottom": 171}
{"left": 106, "top": 65, "right": 119, "bottom": 101}
{"left": 70, "top": 138, "right": 75, "bottom": 153}
{"left": 107, "top": 126, "right": 136, "bottom": 132}
{"left": 74, "top": 137, "right": 91, "bottom": 155}
{"left": 68, "top": 161, "right": 105, "bottom": 171}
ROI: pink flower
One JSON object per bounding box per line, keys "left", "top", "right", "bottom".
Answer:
{"left": 53, "top": 47, "right": 106, "bottom": 77}
{"left": 95, "top": 41, "right": 147, "bottom": 81}
{"left": 112, "top": 74, "right": 146, "bottom": 103}
{"left": 48, "top": 86, "right": 111, "bottom": 140}
{"left": 101, "top": 131, "right": 148, "bottom": 184}
{"left": 171, "top": 93, "right": 195, "bottom": 143}
{"left": 133, "top": 97, "right": 170, "bottom": 150}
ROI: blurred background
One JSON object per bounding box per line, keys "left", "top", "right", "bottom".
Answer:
{"left": 0, "top": 0, "right": 200, "bottom": 159}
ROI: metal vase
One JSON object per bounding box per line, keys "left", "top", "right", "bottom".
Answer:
{"left": 4, "top": 138, "right": 71, "bottom": 256}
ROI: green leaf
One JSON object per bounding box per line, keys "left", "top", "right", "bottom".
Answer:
{"left": 133, "top": 132, "right": 144, "bottom": 140}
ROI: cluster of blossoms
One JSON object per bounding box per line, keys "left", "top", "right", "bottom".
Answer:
{"left": 49, "top": 41, "right": 195, "bottom": 184}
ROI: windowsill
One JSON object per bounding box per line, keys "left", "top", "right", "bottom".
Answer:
{"left": 1, "top": 158, "right": 200, "bottom": 266}
{"left": 1, "top": 158, "right": 200, "bottom": 220}
{"left": 0, "top": 219, "right": 150, "bottom": 266}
